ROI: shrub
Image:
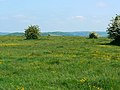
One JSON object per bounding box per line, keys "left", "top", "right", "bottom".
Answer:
{"left": 107, "top": 14, "right": 120, "bottom": 45}
{"left": 89, "top": 32, "right": 98, "bottom": 39}
{"left": 25, "top": 25, "right": 41, "bottom": 39}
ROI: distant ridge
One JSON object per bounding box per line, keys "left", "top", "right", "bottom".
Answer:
{"left": 0, "top": 31, "right": 108, "bottom": 37}
{"left": 6, "top": 32, "right": 24, "bottom": 36}
{"left": 0, "top": 32, "right": 9, "bottom": 35}
{"left": 42, "top": 31, "right": 108, "bottom": 37}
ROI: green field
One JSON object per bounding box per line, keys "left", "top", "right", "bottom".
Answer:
{"left": 0, "top": 36, "right": 120, "bottom": 90}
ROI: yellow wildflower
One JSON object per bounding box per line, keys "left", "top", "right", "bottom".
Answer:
{"left": 92, "top": 85, "right": 103, "bottom": 90}
{"left": 21, "top": 87, "right": 24, "bottom": 90}
{"left": 80, "top": 78, "right": 87, "bottom": 83}
{"left": 0, "top": 61, "right": 3, "bottom": 64}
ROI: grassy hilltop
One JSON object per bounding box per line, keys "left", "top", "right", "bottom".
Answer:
{"left": 0, "top": 36, "right": 120, "bottom": 90}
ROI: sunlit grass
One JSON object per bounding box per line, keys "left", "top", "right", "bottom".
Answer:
{"left": 0, "top": 43, "right": 31, "bottom": 46}
{"left": 0, "top": 36, "right": 120, "bottom": 90}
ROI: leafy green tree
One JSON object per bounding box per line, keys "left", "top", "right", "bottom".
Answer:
{"left": 107, "top": 14, "right": 120, "bottom": 45}
{"left": 25, "top": 25, "right": 41, "bottom": 39}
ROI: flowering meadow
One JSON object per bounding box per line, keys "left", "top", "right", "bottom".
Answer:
{"left": 0, "top": 36, "right": 120, "bottom": 90}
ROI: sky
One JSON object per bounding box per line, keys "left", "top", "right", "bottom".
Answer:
{"left": 0, "top": 0, "right": 120, "bottom": 32}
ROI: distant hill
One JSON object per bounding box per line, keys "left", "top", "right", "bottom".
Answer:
{"left": 6, "top": 32, "right": 24, "bottom": 36}
{"left": 0, "top": 32, "right": 9, "bottom": 35}
{"left": 42, "top": 31, "right": 108, "bottom": 37}
{"left": 0, "top": 31, "right": 108, "bottom": 37}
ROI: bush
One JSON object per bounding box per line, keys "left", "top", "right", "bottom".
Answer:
{"left": 107, "top": 14, "right": 120, "bottom": 45}
{"left": 89, "top": 32, "right": 98, "bottom": 39}
{"left": 25, "top": 25, "right": 41, "bottom": 39}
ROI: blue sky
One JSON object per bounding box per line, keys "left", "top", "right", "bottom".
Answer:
{"left": 0, "top": 0, "right": 120, "bottom": 32}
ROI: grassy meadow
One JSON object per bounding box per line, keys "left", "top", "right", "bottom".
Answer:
{"left": 0, "top": 36, "right": 120, "bottom": 90}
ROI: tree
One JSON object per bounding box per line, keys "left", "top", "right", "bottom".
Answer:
{"left": 25, "top": 25, "right": 41, "bottom": 39}
{"left": 107, "top": 14, "right": 120, "bottom": 45}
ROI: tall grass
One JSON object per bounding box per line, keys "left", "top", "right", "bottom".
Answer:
{"left": 0, "top": 36, "right": 120, "bottom": 90}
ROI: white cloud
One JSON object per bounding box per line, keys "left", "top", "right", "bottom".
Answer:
{"left": 73, "top": 16, "right": 86, "bottom": 21}
{"left": 96, "top": 2, "right": 107, "bottom": 8}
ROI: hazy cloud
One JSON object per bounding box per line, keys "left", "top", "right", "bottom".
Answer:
{"left": 13, "top": 14, "right": 35, "bottom": 20}
{"left": 91, "top": 16, "right": 104, "bottom": 23}
{"left": 0, "top": 14, "right": 36, "bottom": 21}
{"left": 13, "top": 14, "right": 36, "bottom": 23}
{"left": 73, "top": 16, "right": 86, "bottom": 21}
{"left": 0, "top": 0, "right": 6, "bottom": 2}
{"left": 0, "top": 16, "right": 9, "bottom": 20}
{"left": 96, "top": 2, "right": 107, "bottom": 8}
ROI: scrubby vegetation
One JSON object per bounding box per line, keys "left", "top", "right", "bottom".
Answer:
{"left": 89, "top": 32, "right": 99, "bottom": 39}
{"left": 0, "top": 36, "right": 120, "bottom": 90}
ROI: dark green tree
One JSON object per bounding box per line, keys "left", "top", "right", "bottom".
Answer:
{"left": 25, "top": 25, "right": 41, "bottom": 39}
{"left": 107, "top": 14, "right": 120, "bottom": 45}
